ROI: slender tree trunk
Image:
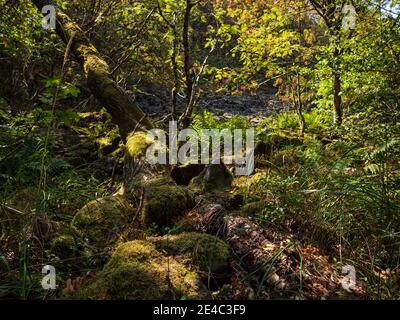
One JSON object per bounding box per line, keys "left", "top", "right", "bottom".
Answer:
{"left": 296, "top": 74, "right": 305, "bottom": 135}
{"left": 171, "top": 27, "right": 179, "bottom": 121}
{"left": 157, "top": 1, "right": 180, "bottom": 121}
{"left": 333, "top": 48, "right": 343, "bottom": 126}
{"left": 296, "top": 7, "right": 305, "bottom": 135}
{"left": 181, "top": 0, "right": 194, "bottom": 129}
{"left": 290, "top": 73, "right": 305, "bottom": 136}
{"left": 31, "top": 0, "right": 153, "bottom": 140}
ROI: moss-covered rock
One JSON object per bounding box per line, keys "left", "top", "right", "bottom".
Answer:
{"left": 71, "top": 196, "right": 139, "bottom": 250}
{"left": 151, "top": 232, "right": 230, "bottom": 273}
{"left": 142, "top": 176, "right": 177, "bottom": 188}
{"left": 142, "top": 185, "right": 195, "bottom": 229}
{"left": 126, "top": 131, "right": 154, "bottom": 158}
{"left": 74, "top": 240, "right": 210, "bottom": 300}
{"left": 242, "top": 201, "right": 266, "bottom": 215}
{"left": 189, "top": 164, "right": 233, "bottom": 193}
{"left": 50, "top": 234, "right": 77, "bottom": 260}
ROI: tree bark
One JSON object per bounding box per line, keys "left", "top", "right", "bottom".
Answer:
{"left": 31, "top": 0, "right": 153, "bottom": 140}
{"left": 157, "top": 1, "right": 179, "bottom": 121}
{"left": 333, "top": 47, "right": 343, "bottom": 126}
{"left": 181, "top": 0, "right": 195, "bottom": 129}
{"left": 333, "top": 71, "right": 343, "bottom": 126}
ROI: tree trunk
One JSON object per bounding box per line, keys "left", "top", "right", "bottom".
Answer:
{"left": 181, "top": 0, "right": 195, "bottom": 129}
{"left": 296, "top": 84, "right": 305, "bottom": 135}
{"left": 333, "top": 69, "right": 343, "bottom": 126}
{"left": 31, "top": 0, "right": 153, "bottom": 140}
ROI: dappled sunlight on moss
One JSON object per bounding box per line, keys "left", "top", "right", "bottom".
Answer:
{"left": 73, "top": 240, "right": 210, "bottom": 300}
{"left": 125, "top": 131, "right": 154, "bottom": 158}
{"left": 71, "top": 196, "right": 142, "bottom": 257}
{"left": 151, "top": 232, "right": 230, "bottom": 273}
{"left": 141, "top": 184, "right": 195, "bottom": 229}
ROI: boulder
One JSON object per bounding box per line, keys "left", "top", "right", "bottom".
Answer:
{"left": 74, "top": 240, "right": 210, "bottom": 300}
{"left": 125, "top": 132, "right": 154, "bottom": 158}
{"left": 189, "top": 164, "right": 233, "bottom": 193}
{"left": 151, "top": 232, "right": 230, "bottom": 274}
{"left": 49, "top": 234, "right": 78, "bottom": 260}
{"left": 141, "top": 184, "right": 195, "bottom": 229}
{"left": 71, "top": 196, "right": 141, "bottom": 257}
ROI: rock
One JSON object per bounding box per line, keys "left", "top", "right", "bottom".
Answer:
{"left": 189, "top": 164, "right": 233, "bottom": 193}
{"left": 50, "top": 234, "right": 77, "bottom": 260}
{"left": 141, "top": 184, "right": 195, "bottom": 229}
{"left": 151, "top": 232, "right": 230, "bottom": 274}
{"left": 73, "top": 240, "right": 210, "bottom": 300}
{"left": 125, "top": 131, "right": 154, "bottom": 158}
{"left": 142, "top": 176, "right": 177, "bottom": 188}
{"left": 242, "top": 201, "right": 266, "bottom": 215}
{"left": 171, "top": 163, "right": 206, "bottom": 186}
{"left": 71, "top": 196, "right": 140, "bottom": 257}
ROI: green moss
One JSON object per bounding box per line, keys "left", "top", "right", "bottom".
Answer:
{"left": 50, "top": 234, "right": 77, "bottom": 260}
{"left": 74, "top": 240, "right": 209, "bottom": 300}
{"left": 142, "top": 185, "right": 195, "bottom": 229}
{"left": 71, "top": 196, "right": 139, "bottom": 249}
{"left": 126, "top": 131, "right": 154, "bottom": 158}
{"left": 151, "top": 232, "right": 230, "bottom": 273}
{"left": 142, "top": 176, "right": 177, "bottom": 188}
{"left": 242, "top": 201, "right": 266, "bottom": 215}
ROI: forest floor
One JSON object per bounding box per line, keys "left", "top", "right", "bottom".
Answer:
{"left": 1, "top": 91, "right": 392, "bottom": 300}
{"left": 58, "top": 93, "right": 369, "bottom": 300}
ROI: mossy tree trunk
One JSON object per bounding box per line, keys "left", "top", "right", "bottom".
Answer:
{"left": 31, "top": 0, "right": 153, "bottom": 140}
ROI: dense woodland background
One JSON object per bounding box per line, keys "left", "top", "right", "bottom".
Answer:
{"left": 0, "top": 0, "right": 400, "bottom": 300}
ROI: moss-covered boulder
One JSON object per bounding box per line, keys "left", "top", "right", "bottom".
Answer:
{"left": 50, "top": 234, "right": 78, "bottom": 260}
{"left": 189, "top": 164, "right": 233, "bottom": 193}
{"left": 142, "top": 176, "right": 177, "bottom": 188}
{"left": 142, "top": 185, "right": 195, "bottom": 229}
{"left": 242, "top": 201, "right": 266, "bottom": 215}
{"left": 151, "top": 232, "right": 230, "bottom": 273}
{"left": 126, "top": 131, "right": 154, "bottom": 158}
{"left": 71, "top": 196, "right": 140, "bottom": 251}
{"left": 74, "top": 240, "right": 210, "bottom": 300}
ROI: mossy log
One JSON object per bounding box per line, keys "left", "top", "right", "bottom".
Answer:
{"left": 31, "top": 0, "right": 153, "bottom": 139}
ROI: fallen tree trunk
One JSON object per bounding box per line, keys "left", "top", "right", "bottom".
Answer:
{"left": 31, "top": 0, "right": 153, "bottom": 140}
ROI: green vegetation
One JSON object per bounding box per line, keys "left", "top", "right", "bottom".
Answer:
{"left": 151, "top": 232, "right": 230, "bottom": 272}
{"left": 141, "top": 184, "right": 195, "bottom": 228}
{"left": 0, "top": 0, "right": 399, "bottom": 300}
{"left": 74, "top": 240, "right": 210, "bottom": 300}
